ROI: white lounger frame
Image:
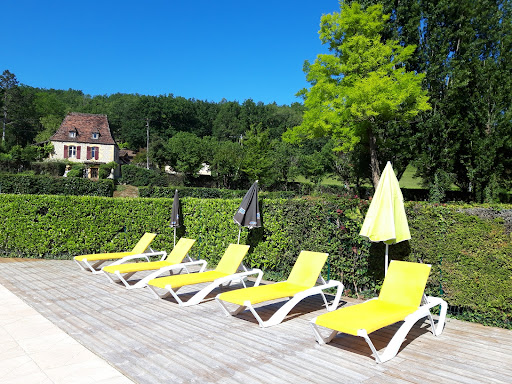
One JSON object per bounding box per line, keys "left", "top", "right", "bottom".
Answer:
{"left": 216, "top": 276, "right": 344, "bottom": 328}
{"left": 101, "top": 251, "right": 206, "bottom": 289}
{"left": 74, "top": 247, "right": 166, "bottom": 274}
{"left": 310, "top": 295, "right": 448, "bottom": 363}
{"left": 147, "top": 264, "right": 263, "bottom": 307}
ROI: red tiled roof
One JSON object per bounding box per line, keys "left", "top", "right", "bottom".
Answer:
{"left": 50, "top": 112, "right": 117, "bottom": 145}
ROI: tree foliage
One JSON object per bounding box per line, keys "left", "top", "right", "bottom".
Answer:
{"left": 355, "top": 0, "right": 512, "bottom": 201}
{"left": 284, "top": 2, "right": 431, "bottom": 187}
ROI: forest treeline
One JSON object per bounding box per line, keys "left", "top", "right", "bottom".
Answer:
{"left": 1, "top": 0, "right": 511, "bottom": 201}
{"left": 0, "top": 79, "right": 338, "bottom": 189}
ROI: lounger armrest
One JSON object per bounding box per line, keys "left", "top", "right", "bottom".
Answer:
{"left": 104, "top": 251, "right": 167, "bottom": 267}
{"left": 214, "top": 269, "right": 263, "bottom": 287}
{"left": 293, "top": 280, "right": 344, "bottom": 311}
{"left": 323, "top": 280, "right": 344, "bottom": 310}
{"left": 141, "top": 259, "right": 208, "bottom": 281}
{"left": 178, "top": 259, "right": 208, "bottom": 272}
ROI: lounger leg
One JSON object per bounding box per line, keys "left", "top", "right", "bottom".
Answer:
{"left": 103, "top": 271, "right": 118, "bottom": 284}
{"left": 74, "top": 259, "right": 87, "bottom": 272}
{"left": 310, "top": 320, "right": 338, "bottom": 345}
{"left": 179, "top": 283, "right": 222, "bottom": 307}
{"left": 358, "top": 331, "right": 383, "bottom": 364}
{"left": 165, "top": 285, "right": 185, "bottom": 305}
{"left": 146, "top": 284, "right": 171, "bottom": 300}
{"left": 82, "top": 260, "right": 105, "bottom": 274}
{"left": 425, "top": 296, "right": 448, "bottom": 336}
{"left": 326, "top": 282, "right": 344, "bottom": 311}
{"left": 215, "top": 297, "right": 247, "bottom": 317}
{"left": 117, "top": 272, "right": 137, "bottom": 289}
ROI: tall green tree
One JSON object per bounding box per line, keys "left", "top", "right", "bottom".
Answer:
{"left": 166, "top": 132, "right": 205, "bottom": 176}
{"left": 0, "top": 70, "right": 19, "bottom": 143}
{"left": 207, "top": 138, "right": 244, "bottom": 188}
{"left": 284, "top": 2, "right": 431, "bottom": 187}
{"left": 239, "top": 125, "right": 275, "bottom": 186}
{"left": 356, "top": 0, "right": 512, "bottom": 201}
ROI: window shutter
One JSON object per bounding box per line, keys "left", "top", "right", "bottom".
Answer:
{"left": 95, "top": 146, "right": 99, "bottom": 160}
{"left": 87, "top": 146, "right": 91, "bottom": 160}
{"left": 64, "top": 145, "right": 68, "bottom": 159}
{"left": 77, "top": 146, "right": 81, "bottom": 159}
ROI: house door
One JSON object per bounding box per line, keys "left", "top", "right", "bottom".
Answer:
{"left": 90, "top": 167, "right": 99, "bottom": 179}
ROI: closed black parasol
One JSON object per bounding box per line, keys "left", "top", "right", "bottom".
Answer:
{"left": 170, "top": 189, "right": 180, "bottom": 246}
{"left": 233, "top": 180, "right": 261, "bottom": 243}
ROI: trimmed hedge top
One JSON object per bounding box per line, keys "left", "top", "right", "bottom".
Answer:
{"left": 0, "top": 173, "right": 114, "bottom": 197}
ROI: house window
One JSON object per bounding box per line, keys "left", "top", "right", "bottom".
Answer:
{"left": 65, "top": 145, "right": 81, "bottom": 159}
{"left": 87, "top": 146, "right": 99, "bottom": 160}
{"left": 92, "top": 132, "right": 99, "bottom": 139}
{"left": 69, "top": 131, "right": 76, "bottom": 138}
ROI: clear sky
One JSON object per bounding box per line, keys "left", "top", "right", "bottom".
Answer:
{"left": 3, "top": 0, "right": 340, "bottom": 106}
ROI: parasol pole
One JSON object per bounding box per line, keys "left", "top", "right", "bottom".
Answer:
{"left": 385, "top": 244, "right": 389, "bottom": 276}
{"left": 173, "top": 227, "right": 176, "bottom": 247}
{"left": 237, "top": 226, "right": 241, "bottom": 244}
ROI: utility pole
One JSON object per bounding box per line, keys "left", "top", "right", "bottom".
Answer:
{"left": 146, "top": 118, "right": 150, "bottom": 169}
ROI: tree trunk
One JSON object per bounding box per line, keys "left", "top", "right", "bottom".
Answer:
{"left": 2, "top": 108, "right": 6, "bottom": 142}
{"left": 368, "top": 128, "right": 381, "bottom": 188}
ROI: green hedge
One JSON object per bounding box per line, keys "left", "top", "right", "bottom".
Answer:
{"left": 139, "top": 185, "right": 297, "bottom": 199}
{"left": 119, "top": 164, "right": 170, "bottom": 186}
{"left": 0, "top": 174, "right": 114, "bottom": 196}
{"left": 0, "top": 193, "right": 510, "bottom": 328}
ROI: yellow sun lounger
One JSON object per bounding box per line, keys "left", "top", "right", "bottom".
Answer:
{"left": 74, "top": 233, "right": 164, "bottom": 274}
{"left": 310, "top": 260, "right": 447, "bottom": 363}
{"left": 101, "top": 238, "right": 202, "bottom": 289}
{"left": 215, "top": 251, "right": 344, "bottom": 327}
{"left": 146, "top": 244, "right": 263, "bottom": 307}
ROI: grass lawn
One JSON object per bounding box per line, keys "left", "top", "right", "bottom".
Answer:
{"left": 399, "top": 165, "right": 424, "bottom": 189}
{"left": 297, "top": 164, "right": 425, "bottom": 189}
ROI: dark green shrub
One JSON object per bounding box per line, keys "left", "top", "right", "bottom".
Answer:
{"left": 30, "top": 161, "right": 67, "bottom": 176}
{"left": 99, "top": 162, "right": 118, "bottom": 179}
{"left": 66, "top": 163, "right": 85, "bottom": 178}
{"left": 119, "top": 164, "right": 169, "bottom": 186}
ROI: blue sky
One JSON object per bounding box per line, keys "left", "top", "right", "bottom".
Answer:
{"left": 3, "top": 0, "right": 340, "bottom": 106}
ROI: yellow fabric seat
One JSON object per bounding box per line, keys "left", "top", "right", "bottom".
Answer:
{"left": 218, "top": 282, "right": 309, "bottom": 306}
{"left": 216, "top": 251, "right": 344, "bottom": 327}
{"left": 73, "top": 233, "right": 157, "bottom": 274}
{"left": 103, "top": 260, "right": 172, "bottom": 274}
{"left": 310, "top": 260, "right": 448, "bottom": 363}
{"left": 148, "top": 270, "right": 228, "bottom": 290}
{"left": 315, "top": 300, "right": 418, "bottom": 336}
{"left": 145, "top": 244, "right": 263, "bottom": 307}
{"left": 75, "top": 251, "right": 135, "bottom": 262}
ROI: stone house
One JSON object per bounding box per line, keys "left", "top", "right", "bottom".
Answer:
{"left": 49, "top": 112, "right": 119, "bottom": 178}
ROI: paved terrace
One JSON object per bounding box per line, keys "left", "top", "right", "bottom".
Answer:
{"left": 0, "top": 258, "right": 511, "bottom": 384}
